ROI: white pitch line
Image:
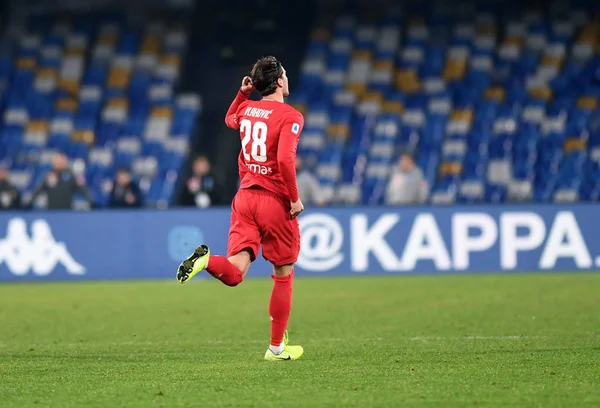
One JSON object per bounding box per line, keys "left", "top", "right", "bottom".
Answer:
{"left": 0, "top": 338, "right": 386, "bottom": 349}
{"left": 3, "top": 335, "right": 599, "bottom": 349}
{"left": 408, "top": 335, "right": 547, "bottom": 341}
{"left": 0, "top": 336, "right": 563, "bottom": 349}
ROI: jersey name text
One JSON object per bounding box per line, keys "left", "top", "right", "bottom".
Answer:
{"left": 244, "top": 107, "right": 273, "bottom": 119}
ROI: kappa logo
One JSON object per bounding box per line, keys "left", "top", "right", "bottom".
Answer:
{"left": 0, "top": 218, "right": 86, "bottom": 276}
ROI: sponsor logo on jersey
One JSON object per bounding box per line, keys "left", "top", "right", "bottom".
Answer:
{"left": 0, "top": 218, "right": 86, "bottom": 276}
{"left": 247, "top": 163, "right": 273, "bottom": 175}
{"left": 291, "top": 123, "right": 300, "bottom": 134}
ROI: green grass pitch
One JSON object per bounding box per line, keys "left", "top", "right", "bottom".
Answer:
{"left": 1, "top": 273, "right": 599, "bottom": 407}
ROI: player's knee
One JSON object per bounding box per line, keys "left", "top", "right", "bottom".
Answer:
{"left": 228, "top": 250, "right": 252, "bottom": 276}
{"left": 273, "top": 263, "right": 294, "bottom": 277}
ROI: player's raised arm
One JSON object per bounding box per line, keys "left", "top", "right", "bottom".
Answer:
{"left": 225, "top": 76, "right": 254, "bottom": 130}
{"left": 277, "top": 113, "right": 304, "bottom": 207}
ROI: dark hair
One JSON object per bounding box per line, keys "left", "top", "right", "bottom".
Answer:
{"left": 401, "top": 148, "right": 416, "bottom": 160}
{"left": 250, "top": 56, "right": 283, "bottom": 97}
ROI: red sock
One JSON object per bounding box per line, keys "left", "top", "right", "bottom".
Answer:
{"left": 206, "top": 256, "right": 243, "bottom": 287}
{"left": 269, "top": 270, "right": 294, "bottom": 347}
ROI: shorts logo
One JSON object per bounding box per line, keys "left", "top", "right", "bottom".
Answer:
{"left": 297, "top": 214, "right": 344, "bottom": 271}
{"left": 291, "top": 123, "right": 300, "bottom": 134}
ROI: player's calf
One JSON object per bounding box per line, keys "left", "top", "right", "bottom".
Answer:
{"left": 205, "top": 255, "right": 244, "bottom": 286}
{"left": 269, "top": 266, "right": 294, "bottom": 346}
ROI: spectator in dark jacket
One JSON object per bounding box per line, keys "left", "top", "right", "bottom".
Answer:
{"left": 0, "top": 167, "right": 20, "bottom": 210}
{"left": 30, "top": 152, "right": 92, "bottom": 210}
{"left": 109, "top": 168, "right": 144, "bottom": 208}
{"left": 180, "top": 155, "right": 221, "bottom": 207}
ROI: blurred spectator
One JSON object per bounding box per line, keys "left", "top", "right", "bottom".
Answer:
{"left": 386, "top": 151, "right": 429, "bottom": 205}
{"left": 296, "top": 156, "right": 326, "bottom": 206}
{"left": 180, "top": 155, "right": 221, "bottom": 208}
{"left": 29, "top": 152, "right": 92, "bottom": 210}
{"left": 0, "top": 167, "right": 20, "bottom": 210}
{"left": 109, "top": 168, "right": 144, "bottom": 208}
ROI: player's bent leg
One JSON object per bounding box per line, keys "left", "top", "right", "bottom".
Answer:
{"left": 264, "top": 263, "right": 303, "bottom": 361}
{"left": 177, "top": 247, "right": 250, "bottom": 287}
{"left": 227, "top": 250, "right": 252, "bottom": 279}
{"left": 204, "top": 250, "right": 250, "bottom": 287}
{"left": 215, "top": 190, "right": 259, "bottom": 286}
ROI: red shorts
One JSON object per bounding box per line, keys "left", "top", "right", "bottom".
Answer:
{"left": 227, "top": 188, "right": 300, "bottom": 266}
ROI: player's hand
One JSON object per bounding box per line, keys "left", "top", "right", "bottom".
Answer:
{"left": 290, "top": 199, "right": 304, "bottom": 219}
{"left": 241, "top": 76, "right": 254, "bottom": 94}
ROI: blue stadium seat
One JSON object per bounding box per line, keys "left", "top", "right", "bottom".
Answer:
{"left": 292, "top": 1, "right": 600, "bottom": 204}
{"left": 0, "top": 13, "right": 200, "bottom": 207}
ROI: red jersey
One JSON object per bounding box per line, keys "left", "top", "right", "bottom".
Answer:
{"left": 225, "top": 90, "right": 304, "bottom": 203}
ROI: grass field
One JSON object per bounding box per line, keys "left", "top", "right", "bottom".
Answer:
{"left": 1, "top": 274, "right": 599, "bottom": 408}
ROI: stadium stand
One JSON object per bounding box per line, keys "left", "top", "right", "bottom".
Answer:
{"left": 0, "top": 11, "right": 200, "bottom": 208}
{"left": 287, "top": 0, "right": 600, "bottom": 205}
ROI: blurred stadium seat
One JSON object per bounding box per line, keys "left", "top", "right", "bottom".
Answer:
{"left": 288, "top": 0, "right": 600, "bottom": 205}
{"left": 0, "top": 12, "right": 201, "bottom": 207}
